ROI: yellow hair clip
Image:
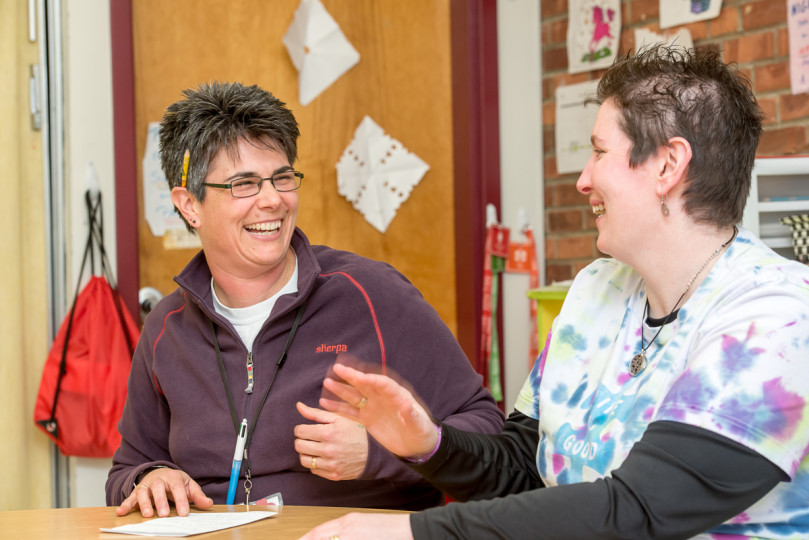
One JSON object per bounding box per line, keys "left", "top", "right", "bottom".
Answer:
{"left": 181, "top": 149, "right": 190, "bottom": 188}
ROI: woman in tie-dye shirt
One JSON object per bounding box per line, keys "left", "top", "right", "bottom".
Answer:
{"left": 300, "top": 45, "right": 809, "bottom": 540}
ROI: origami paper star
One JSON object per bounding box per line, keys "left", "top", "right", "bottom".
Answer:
{"left": 336, "top": 116, "right": 430, "bottom": 233}
{"left": 282, "top": 0, "right": 360, "bottom": 105}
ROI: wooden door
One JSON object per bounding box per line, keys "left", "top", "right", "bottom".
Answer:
{"left": 130, "top": 0, "right": 459, "bottom": 331}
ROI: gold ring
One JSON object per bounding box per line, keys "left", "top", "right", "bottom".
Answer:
{"left": 330, "top": 535, "right": 340, "bottom": 540}
{"left": 356, "top": 396, "right": 368, "bottom": 409}
{"left": 311, "top": 456, "right": 317, "bottom": 470}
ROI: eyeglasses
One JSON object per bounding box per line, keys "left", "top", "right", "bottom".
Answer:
{"left": 203, "top": 170, "right": 304, "bottom": 198}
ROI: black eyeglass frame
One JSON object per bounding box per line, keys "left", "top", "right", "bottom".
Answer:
{"left": 202, "top": 171, "right": 304, "bottom": 198}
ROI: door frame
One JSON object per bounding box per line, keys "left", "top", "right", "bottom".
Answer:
{"left": 110, "top": 0, "right": 138, "bottom": 321}
{"left": 449, "top": 0, "right": 501, "bottom": 371}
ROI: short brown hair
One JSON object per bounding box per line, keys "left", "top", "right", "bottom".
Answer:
{"left": 159, "top": 82, "right": 300, "bottom": 227}
{"left": 591, "top": 45, "right": 763, "bottom": 226}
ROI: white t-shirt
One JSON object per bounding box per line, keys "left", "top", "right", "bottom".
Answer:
{"left": 516, "top": 227, "right": 809, "bottom": 539}
{"left": 212, "top": 260, "right": 299, "bottom": 351}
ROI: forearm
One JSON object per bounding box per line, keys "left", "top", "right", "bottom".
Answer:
{"left": 410, "top": 411, "right": 542, "bottom": 502}
{"left": 360, "top": 393, "right": 505, "bottom": 484}
{"left": 360, "top": 435, "right": 434, "bottom": 483}
{"left": 410, "top": 421, "right": 785, "bottom": 539}
{"left": 106, "top": 461, "right": 140, "bottom": 506}
{"left": 106, "top": 342, "right": 175, "bottom": 505}
{"left": 438, "top": 387, "right": 507, "bottom": 435}
{"left": 106, "top": 397, "right": 177, "bottom": 506}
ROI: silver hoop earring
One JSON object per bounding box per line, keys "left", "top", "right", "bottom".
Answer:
{"left": 661, "top": 195, "right": 670, "bottom": 217}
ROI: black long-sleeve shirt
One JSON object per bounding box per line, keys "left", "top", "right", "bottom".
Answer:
{"left": 409, "top": 412, "right": 785, "bottom": 539}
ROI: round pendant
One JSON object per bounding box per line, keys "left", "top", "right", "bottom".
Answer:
{"left": 629, "top": 352, "right": 647, "bottom": 376}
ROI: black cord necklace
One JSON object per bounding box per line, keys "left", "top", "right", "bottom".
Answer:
{"left": 629, "top": 227, "right": 737, "bottom": 376}
{"left": 208, "top": 301, "right": 307, "bottom": 503}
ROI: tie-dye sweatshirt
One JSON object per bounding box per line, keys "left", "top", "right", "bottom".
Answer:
{"left": 516, "top": 227, "right": 809, "bottom": 539}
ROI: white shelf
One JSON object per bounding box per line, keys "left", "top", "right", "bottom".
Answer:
{"left": 742, "top": 156, "right": 809, "bottom": 263}
{"left": 757, "top": 200, "right": 809, "bottom": 213}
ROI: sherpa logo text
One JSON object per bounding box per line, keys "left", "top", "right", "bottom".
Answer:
{"left": 316, "top": 344, "right": 348, "bottom": 353}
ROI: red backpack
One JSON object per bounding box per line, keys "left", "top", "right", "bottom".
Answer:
{"left": 34, "top": 191, "right": 140, "bottom": 457}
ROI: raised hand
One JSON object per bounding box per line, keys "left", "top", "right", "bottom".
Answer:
{"left": 319, "top": 363, "right": 438, "bottom": 460}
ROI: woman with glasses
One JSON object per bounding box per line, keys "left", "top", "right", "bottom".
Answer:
{"left": 105, "top": 82, "right": 504, "bottom": 518}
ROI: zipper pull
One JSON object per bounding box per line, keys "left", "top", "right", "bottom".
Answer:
{"left": 245, "top": 352, "right": 254, "bottom": 394}
{"left": 243, "top": 450, "right": 252, "bottom": 506}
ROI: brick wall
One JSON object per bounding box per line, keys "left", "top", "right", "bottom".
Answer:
{"left": 541, "top": 0, "right": 808, "bottom": 283}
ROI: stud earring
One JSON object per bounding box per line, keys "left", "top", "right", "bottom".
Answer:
{"left": 660, "top": 195, "right": 670, "bottom": 217}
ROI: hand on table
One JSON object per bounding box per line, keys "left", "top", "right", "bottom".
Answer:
{"left": 319, "top": 363, "right": 438, "bottom": 460}
{"left": 295, "top": 401, "right": 369, "bottom": 481}
{"left": 297, "top": 512, "right": 413, "bottom": 540}
{"left": 115, "top": 467, "right": 213, "bottom": 518}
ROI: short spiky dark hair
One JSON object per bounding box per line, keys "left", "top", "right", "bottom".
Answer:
{"left": 590, "top": 45, "right": 763, "bottom": 226}
{"left": 159, "top": 82, "right": 300, "bottom": 226}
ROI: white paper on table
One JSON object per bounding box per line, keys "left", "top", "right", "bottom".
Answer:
{"left": 336, "top": 116, "right": 430, "bottom": 234}
{"left": 660, "top": 0, "right": 722, "bottom": 30}
{"left": 283, "top": 0, "right": 360, "bottom": 106}
{"left": 635, "top": 27, "right": 694, "bottom": 53}
{"left": 567, "top": 0, "right": 621, "bottom": 74}
{"left": 99, "top": 511, "right": 276, "bottom": 537}
{"left": 142, "top": 122, "right": 201, "bottom": 250}
{"left": 556, "top": 79, "right": 601, "bottom": 174}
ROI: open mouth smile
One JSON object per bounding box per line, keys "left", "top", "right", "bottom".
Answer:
{"left": 245, "top": 220, "right": 281, "bottom": 235}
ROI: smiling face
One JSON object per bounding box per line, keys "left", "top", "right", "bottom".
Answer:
{"left": 193, "top": 137, "right": 298, "bottom": 284}
{"left": 576, "top": 99, "right": 660, "bottom": 261}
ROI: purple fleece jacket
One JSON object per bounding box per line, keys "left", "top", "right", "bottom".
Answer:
{"left": 106, "top": 228, "right": 504, "bottom": 510}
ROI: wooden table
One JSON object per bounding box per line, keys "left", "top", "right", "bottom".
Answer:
{"left": 0, "top": 504, "right": 408, "bottom": 539}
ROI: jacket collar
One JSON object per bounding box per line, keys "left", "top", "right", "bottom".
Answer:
{"left": 174, "top": 227, "right": 320, "bottom": 318}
